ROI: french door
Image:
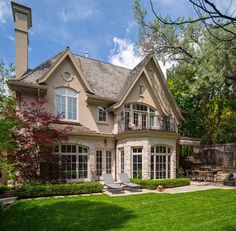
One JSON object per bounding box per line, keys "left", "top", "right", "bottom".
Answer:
{"left": 150, "top": 155, "right": 171, "bottom": 179}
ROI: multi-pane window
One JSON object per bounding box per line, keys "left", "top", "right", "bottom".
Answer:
{"left": 106, "top": 151, "right": 112, "bottom": 174}
{"left": 120, "top": 149, "right": 124, "bottom": 173}
{"left": 98, "top": 107, "right": 107, "bottom": 122}
{"left": 96, "top": 151, "right": 102, "bottom": 176}
{"left": 56, "top": 88, "right": 77, "bottom": 120}
{"left": 133, "top": 112, "right": 139, "bottom": 127}
{"left": 59, "top": 144, "right": 88, "bottom": 180}
{"left": 132, "top": 147, "right": 142, "bottom": 179}
{"left": 150, "top": 145, "right": 171, "bottom": 179}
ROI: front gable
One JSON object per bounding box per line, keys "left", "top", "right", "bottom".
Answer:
{"left": 123, "top": 72, "right": 165, "bottom": 116}
{"left": 39, "top": 47, "right": 93, "bottom": 94}
{"left": 110, "top": 55, "right": 184, "bottom": 123}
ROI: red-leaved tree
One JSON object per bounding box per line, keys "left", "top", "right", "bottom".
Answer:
{"left": 12, "top": 98, "right": 71, "bottom": 183}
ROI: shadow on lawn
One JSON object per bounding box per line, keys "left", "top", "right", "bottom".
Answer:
{"left": 0, "top": 199, "right": 135, "bottom": 231}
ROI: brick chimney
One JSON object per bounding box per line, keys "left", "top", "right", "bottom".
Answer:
{"left": 11, "top": 2, "right": 32, "bottom": 79}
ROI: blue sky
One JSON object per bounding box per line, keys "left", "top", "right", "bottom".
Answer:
{"left": 0, "top": 0, "right": 233, "bottom": 71}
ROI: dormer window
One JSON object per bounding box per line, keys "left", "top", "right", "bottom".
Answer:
{"left": 98, "top": 106, "right": 107, "bottom": 122}
{"left": 56, "top": 87, "right": 78, "bottom": 120}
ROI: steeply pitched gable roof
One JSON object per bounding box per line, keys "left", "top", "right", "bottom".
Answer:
{"left": 8, "top": 48, "right": 184, "bottom": 121}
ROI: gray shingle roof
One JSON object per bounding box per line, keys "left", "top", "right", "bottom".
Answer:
{"left": 74, "top": 54, "right": 130, "bottom": 101}
{"left": 14, "top": 51, "right": 136, "bottom": 101}
{"left": 17, "top": 51, "right": 63, "bottom": 84}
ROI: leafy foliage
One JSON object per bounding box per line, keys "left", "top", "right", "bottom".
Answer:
{"left": 0, "top": 183, "right": 9, "bottom": 194}
{"left": 131, "top": 178, "right": 190, "bottom": 190}
{"left": 12, "top": 98, "right": 71, "bottom": 182}
{"left": 16, "top": 182, "right": 103, "bottom": 198}
{"left": 134, "top": 0, "right": 236, "bottom": 144}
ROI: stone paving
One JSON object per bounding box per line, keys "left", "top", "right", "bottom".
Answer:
{"left": 103, "top": 181, "right": 235, "bottom": 197}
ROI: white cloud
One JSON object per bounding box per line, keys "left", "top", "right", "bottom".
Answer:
{"left": 58, "top": 0, "right": 98, "bottom": 22}
{"left": 0, "top": 0, "right": 11, "bottom": 25}
{"left": 6, "top": 34, "right": 14, "bottom": 41}
{"left": 108, "top": 37, "right": 142, "bottom": 69}
{"left": 108, "top": 37, "right": 171, "bottom": 77}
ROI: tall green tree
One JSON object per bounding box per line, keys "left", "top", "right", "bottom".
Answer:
{"left": 134, "top": 0, "right": 236, "bottom": 144}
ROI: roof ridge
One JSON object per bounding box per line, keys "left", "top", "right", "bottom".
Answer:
{"left": 72, "top": 53, "right": 131, "bottom": 71}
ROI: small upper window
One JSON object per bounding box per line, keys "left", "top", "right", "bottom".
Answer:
{"left": 98, "top": 106, "right": 107, "bottom": 122}
{"left": 139, "top": 85, "right": 144, "bottom": 95}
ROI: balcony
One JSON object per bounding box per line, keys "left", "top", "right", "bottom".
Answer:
{"left": 118, "top": 111, "right": 176, "bottom": 133}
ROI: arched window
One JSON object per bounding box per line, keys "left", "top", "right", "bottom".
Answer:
{"left": 55, "top": 88, "right": 78, "bottom": 120}
{"left": 124, "top": 103, "right": 156, "bottom": 130}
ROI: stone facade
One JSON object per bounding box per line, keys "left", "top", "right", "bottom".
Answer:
{"left": 116, "top": 136, "right": 177, "bottom": 181}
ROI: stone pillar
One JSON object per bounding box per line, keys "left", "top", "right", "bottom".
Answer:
{"left": 142, "top": 143, "right": 151, "bottom": 180}
{"left": 124, "top": 144, "right": 131, "bottom": 178}
{"left": 171, "top": 148, "right": 177, "bottom": 178}
{"left": 88, "top": 149, "right": 96, "bottom": 182}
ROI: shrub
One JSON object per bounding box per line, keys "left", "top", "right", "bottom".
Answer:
{"left": 0, "top": 184, "right": 9, "bottom": 194}
{"left": 0, "top": 202, "right": 3, "bottom": 212}
{"left": 16, "top": 182, "right": 103, "bottom": 198}
{"left": 131, "top": 178, "right": 190, "bottom": 190}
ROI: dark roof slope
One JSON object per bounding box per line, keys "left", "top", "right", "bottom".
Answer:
{"left": 14, "top": 51, "right": 133, "bottom": 101}
{"left": 74, "top": 55, "right": 130, "bottom": 101}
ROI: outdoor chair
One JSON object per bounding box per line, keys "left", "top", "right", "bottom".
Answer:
{"left": 102, "top": 174, "right": 124, "bottom": 193}
{"left": 119, "top": 173, "right": 141, "bottom": 191}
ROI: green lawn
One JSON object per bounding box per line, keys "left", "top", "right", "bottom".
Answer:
{"left": 1, "top": 189, "right": 236, "bottom": 231}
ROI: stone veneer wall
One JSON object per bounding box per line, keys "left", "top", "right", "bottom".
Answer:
{"left": 66, "top": 135, "right": 116, "bottom": 182}
{"left": 116, "top": 137, "right": 177, "bottom": 180}
{"left": 64, "top": 135, "right": 177, "bottom": 182}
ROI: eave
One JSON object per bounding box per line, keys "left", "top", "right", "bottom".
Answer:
{"left": 86, "top": 93, "right": 117, "bottom": 106}
{"left": 7, "top": 80, "right": 47, "bottom": 95}
{"left": 115, "top": 129, "right": 180, "bottom": 140}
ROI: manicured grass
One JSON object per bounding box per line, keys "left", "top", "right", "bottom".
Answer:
{"left": 1, "top": 190, "right": 236, "bottom": 231}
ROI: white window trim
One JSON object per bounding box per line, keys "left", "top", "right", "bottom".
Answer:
{"left": 150, "top": 145, "right": 172, "bottom": 179}
{"left": 54, "top": 144, "right": 89, "bottom": 182}
{"left": 55, "top": 87, "right": 80, "bottom": 122}
{"left": 132, "top": 147, "right": 143, "bottom": 179}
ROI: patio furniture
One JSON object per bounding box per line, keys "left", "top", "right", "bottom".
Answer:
{"left": 192, "top": 170, "right": 214, "bottom": 182}
{"left": 223, "top": 173, "right": 236, "bottom": 186}
{"left": 119, "top": 173, "right": 141, "bottom": 191}
{"left": 102, "top": 174, "right": 124, "bottom": 193}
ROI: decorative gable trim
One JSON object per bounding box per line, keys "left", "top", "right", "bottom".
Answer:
{"left": 38, "top": 47, "right": 94, "bottom": 93}
{"left": 151, "top": 57, "right": 185, "bottom": 122}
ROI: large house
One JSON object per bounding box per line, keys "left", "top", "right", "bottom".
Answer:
{"left": 8, "top": 2, "right": 195, "bottom": 183}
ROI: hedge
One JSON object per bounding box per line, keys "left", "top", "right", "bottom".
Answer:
{"left": 131, "top": 178, "right": 190, "bottom": 190}
{"left": 16, "top": 182, "right": 103, "bottom": 198}
{"left": 0, "top": 184, "right": 9, "bottom": 194}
